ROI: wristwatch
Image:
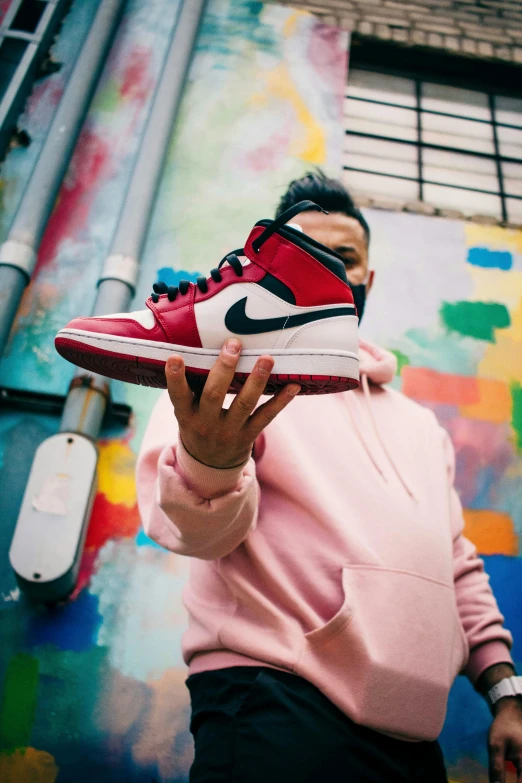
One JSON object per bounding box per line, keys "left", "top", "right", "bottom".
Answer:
{"left": 487, "top": 676, "right": 522, "bottom": 708}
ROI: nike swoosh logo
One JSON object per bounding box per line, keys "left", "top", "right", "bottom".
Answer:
{"left": 224, "top": 297, "right": 356, "bottom": 335}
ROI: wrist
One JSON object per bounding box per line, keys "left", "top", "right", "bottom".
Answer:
{"left": 476, "top": 665, "right": 522, "bottom": 717}
{"left": 476, "top": 663, "right": 516, "bottom": 696}
{"left": 174, "top": 437, "right": 250, "bottom": 499}
{"left": 493, "top": 696, "right": 522, "bottom": 716}
{"left": 179, "top": 435, "right": 251, "bottom": 470}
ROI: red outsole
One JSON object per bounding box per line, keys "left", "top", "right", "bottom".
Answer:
{"left": 55, "top": 337, "right": 359, "bottom": 396}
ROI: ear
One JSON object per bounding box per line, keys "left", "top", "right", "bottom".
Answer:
{"left": 366, "top": 269, "right": 375, "bottom": 295}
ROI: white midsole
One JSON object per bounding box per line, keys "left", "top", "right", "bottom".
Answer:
{"left": 58, "top": 328, "right": 360, "bottom": 379}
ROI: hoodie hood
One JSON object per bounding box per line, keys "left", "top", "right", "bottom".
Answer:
{"left": 359, "top": 339, "right": 397, "bottom": 386}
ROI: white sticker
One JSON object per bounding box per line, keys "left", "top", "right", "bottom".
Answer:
{"left": 32, "top": 473, "right": 71, "bottom": 516}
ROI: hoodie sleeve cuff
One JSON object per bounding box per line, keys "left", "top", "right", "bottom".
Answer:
{"left": 174, "top": 437, "right": 251, "bottom": 499}
{"left": 464, "top": 640, "right": 515, "bottom": 686}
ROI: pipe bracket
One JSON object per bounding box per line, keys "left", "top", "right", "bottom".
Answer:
{"left": 97, "top": 253, "right": 139, "bottom": 292}
{"left": 0, "top": 240, "right": 37, "bottom": 280}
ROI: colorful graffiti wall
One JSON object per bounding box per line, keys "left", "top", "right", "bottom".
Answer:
{"left": 0, "top": 0, "right": 520, "bottom": 781}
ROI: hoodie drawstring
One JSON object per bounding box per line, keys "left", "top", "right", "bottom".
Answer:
{"left": 348, "top": 373, "right": 418, "bottom": 502}
{"left": 345, "top": 379, "right": 388, "bottom": 482}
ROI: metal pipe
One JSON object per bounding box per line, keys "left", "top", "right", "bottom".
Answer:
{"left": 99, "top": 0, "right": 207, "bottom": 294}
{"left": 0, "top": 265, "right": 26, "bottom": 346}
{"left": 0, "top": 0, "right": 127, "bottom": 356}
{"left": 10, "top": 0, "right": 208, "bottom": 603}
{"left": 60, "top": 0, "right": 207, "bottom": 440}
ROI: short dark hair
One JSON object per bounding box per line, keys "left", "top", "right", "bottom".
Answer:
{"left": 276, "top": 169, "right": 370, "bottom": 245}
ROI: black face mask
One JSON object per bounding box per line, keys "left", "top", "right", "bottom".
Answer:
{"left": 350, "top": 282, "right": 367, "bottom": 323}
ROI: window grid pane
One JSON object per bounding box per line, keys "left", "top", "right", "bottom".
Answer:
{"left": 502, "top": 162, "right": 522, "bottom": 197}
{"left": 507, "top": 198, "right": 522, "bottom": 222}
{"left": 342, "top": 169, "right": 419, "bottom": 201}
{"left": 423, "top": 183, "right": 502, "bottom": 218}
{"left": 421, "top": 82, "right": 491, "bottom": 121}
{"left": 344, "top": 69, "right": 522, "bottom": 223}
{"left": 347, "top": 69, "right": 416, "bottom": 107}
{"left": 495, "top": 96, "right": 522, "bottom": 129}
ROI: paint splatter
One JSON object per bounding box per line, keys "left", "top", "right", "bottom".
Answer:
{"left": 155, "top": 268, "right": 200, "bottom": 288}
{"left": 135, "top": 528, "right": 164, "bottom": 549}
{"left": 72, "top": 548, "right": 101, "bottom": 600}
{"left": 465, "top": 222, "right": 522, "bottom": 256}
{"left": 511, "top": 382, "right": 522, "bottom": 453}
{"left": 481, "top": 555, "right": 522, "bottom": 653}
{"left": 307, "top": 18, "right": 348, "bottom": 93}
{"left": 32, "top": 644, "right": 111, "bottom": 758}
{"left": 244, "top": 125, "right": 294, "bottom": 172}
{"left": 97, "top": 440, "right": 137, "bottom": 507}
{"left": 440, "top": 301, "right": 511, "bottom": 342}
{"left": 0, "top": 748, "right": 58, "bottom": 783}
{"left": 467, "top": 247, "right": 512, "bottom": 271}
{"left": 91, "top": 78, "right": 120, "bottom": 114}
{"left": 463, "top": 509, "right": 518, "bottom": 556}
{"left": 459, "top": 378, "right": 512, "bottom": 424}
{"left": 73, "top": 493, "right": 141, "bottom": 593}
{"left": 396, "top": 329, "right": 484, "bottom": 377}
{"left": 389, "top": 349, "right": 410, "bottom": 375}
{"left": 120, "top": 46, "right": 154, "bottom": 104}
{"left": 468, "top": 267, "right": 522, "bottom": 313}
{"left": 25, "top": 79, "right": 66, "bottom": 132}
{"left": 403, "top": 367, "right": 480, "bottom": 406}
{"left": 0, "top": 654, "right": 39, "bottom": 749}
{"left": 90, "top": 540, "right": 189, "bottom": 681}
{"left": 441, "top": 416, "right": 513, "bottom": 508}
{"left": 130, "top": 668, "right": 193, "bottom": 779}
{"left": 261, "top": 63, "right": 326, "bottom": 163}
{"left": 478, "top": 295, "right": 522, "bottom": 384}
{"left": 0, "top": 1, "right": 11, "bottom": 25}
{"left": 27, "top": 591, "right": 102, "bottom": 653}
{"left": 1, "top": 588, "right": 20, "bottom": 603}
{"left": 85, "top": 493, "right": 141, "bottom": 550}
{"left": 35, "top": 128, "right": 112, "bottom": 275}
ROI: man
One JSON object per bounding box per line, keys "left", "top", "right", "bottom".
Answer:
{"left": 136, "top": 171, "right": 522, "bottom": 782}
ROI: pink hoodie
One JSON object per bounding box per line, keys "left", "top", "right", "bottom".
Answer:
{"left": 136, "top": 339, "right": 514, "bottom": 742}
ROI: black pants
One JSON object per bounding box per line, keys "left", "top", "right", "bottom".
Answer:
{"left": 186, "top": 666, "right": 449, "bottom": 783}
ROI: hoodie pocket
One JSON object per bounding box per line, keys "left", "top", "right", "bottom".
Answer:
{"left": 294, "top": 565, "right": 466, "bottom": 742}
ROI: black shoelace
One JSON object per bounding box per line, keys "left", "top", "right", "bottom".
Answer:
{"left": 150, "top": 249, "right": 244, "bottom": 303}
{"left": 149, "top": 200, "right": 327, "bottom": 304}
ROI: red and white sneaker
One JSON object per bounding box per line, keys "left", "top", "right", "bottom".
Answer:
{"left": 55, "top": 201, "right": 360, "bottom": 395}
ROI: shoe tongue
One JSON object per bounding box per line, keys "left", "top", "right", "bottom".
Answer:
{"left": 272, "top": 222, "right": 349, "bottom": 284}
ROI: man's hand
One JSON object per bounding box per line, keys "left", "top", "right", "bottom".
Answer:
{"left": 165, "top": 338, "right": 300, "bottom": 469}
{"left": 488, "top": 698, "right": 522, "bottom": 783}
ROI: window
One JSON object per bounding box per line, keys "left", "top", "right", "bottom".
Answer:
{"left": 343, "top": 68, "right": 522, "bottom": 223}
{"left": 0, "top": 38, "right": 29, "bottom": 104}
{"left": 11, "top": 0, "right": 47, "bottom": 33}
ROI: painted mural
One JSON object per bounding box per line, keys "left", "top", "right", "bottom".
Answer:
{"left": 0, "top": 0, "right": 519, "bottom": 781}
{"left": 360, "top": 212, "right": 522, "bottom": 781}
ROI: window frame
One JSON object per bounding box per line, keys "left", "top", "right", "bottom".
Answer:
{"left": 345, "top": 36, "right": 522, "bottom": 223}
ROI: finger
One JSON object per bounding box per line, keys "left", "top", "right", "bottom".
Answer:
{"left": 198, "top": 339, "right": 242, "bottom": 420}
{"left": 245, "top": 383, "right": 301, "bottom": 441}
{"left": 165, "top": 355, "right": 194, "bottom": 424}
{"left": 226, "top": 356, "right": 275, "bottom": 427}
{"left": 489, "top": 740, "right": 506, "bottom": 783}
